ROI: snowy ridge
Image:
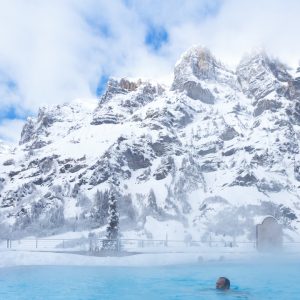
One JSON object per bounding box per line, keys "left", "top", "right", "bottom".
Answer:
{"left": 0, "top": 46, "right": 300, "bottom": 243}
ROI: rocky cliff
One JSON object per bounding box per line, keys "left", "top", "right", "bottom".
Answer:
{"left": 0, "top": 46, "right": 299, "bottom": 242}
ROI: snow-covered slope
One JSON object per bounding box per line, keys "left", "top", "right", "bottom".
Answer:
{"left": 0, "top": 46, "right": 300, "bottom": 242}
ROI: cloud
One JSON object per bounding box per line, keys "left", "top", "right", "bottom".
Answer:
{"left": 166, "top": 0, "right": 300, "bottom": 67}
{"left": 0, "top": 119, "right": 25, "bottom": 144}
{"left": 0, "top": 0, "right": 220, "bottom": 114}
{"left": 1, "top": 0, "right": 300, "bottom": 143}
{"left": 0, "top": 1, "right": 104, "bottom": 111}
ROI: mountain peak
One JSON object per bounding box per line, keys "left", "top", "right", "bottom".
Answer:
{"left": 238, "top": 48, "right": 268, "bottom": 64}
{"left": 175, "top": 46, "right": 215, "bottom": 67}
{"left": 171, "top": 45, "right": 235, "bottom": 103}
{"left": 173, "top": 45, "right": 225, "bottom": 83}
{"left": 237, "top": 49, "right": 292, "bottom": 100}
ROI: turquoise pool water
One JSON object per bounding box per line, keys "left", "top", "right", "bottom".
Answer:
{"left": 0, "top": 258, "right": 298, "bottom": 299}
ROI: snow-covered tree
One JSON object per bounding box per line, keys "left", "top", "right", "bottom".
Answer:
{"left": 102, "top": 190, "right": 119, "bottom": 251}
{"left": 148, "top": 188, "right": 158, "bottom": 213}
{"left": 91, "top": 190, "right": 109, "bottom": 226}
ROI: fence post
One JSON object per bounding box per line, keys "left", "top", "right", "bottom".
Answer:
{"left": 89, "top": 239, "right": 92, "bottom": 252}
{"left": 35, "top": 239, "right": 38, "bottom": 249}
{"left": 6, "top": 239, "right": 9, "bottom": 249}
{"left": 62, "top": 239, "right": 65, "bottom": 249}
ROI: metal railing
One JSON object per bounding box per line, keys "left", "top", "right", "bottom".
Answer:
{"left": 0, "top": 238, "right": 256, "bottom": 252}
{"left": 1, "top": 238, "right": 299, "bottom": 253}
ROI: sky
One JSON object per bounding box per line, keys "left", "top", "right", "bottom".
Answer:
{"left": 0, "top": 0, "right": 300, "bottom": 144}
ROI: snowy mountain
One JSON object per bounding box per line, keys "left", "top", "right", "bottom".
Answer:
{"left": 0, "top": 46, "right": 300, "bottom": 242}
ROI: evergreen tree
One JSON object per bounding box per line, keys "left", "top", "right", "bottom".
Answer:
{"left": 148, "top": 188, "right": 158, "bottom": 213}
{"left": 92, "top": 190, "right": 109, "bottom": 226}
{"left": 103, "top": 190, "right": 119, "bottom": 251}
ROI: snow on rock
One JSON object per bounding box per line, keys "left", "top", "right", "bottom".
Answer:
{"left": 0, "top": 46, "right": 300, "bottom": 244}
{"left": 171, "top": 46, "right": 236, "bottom": 104}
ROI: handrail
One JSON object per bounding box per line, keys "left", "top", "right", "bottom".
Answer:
{"left": 1, "top": 237, "right": 299, "bottom": 252}
{"left": 0, "top": 238, "right": 257, "bottom": 243}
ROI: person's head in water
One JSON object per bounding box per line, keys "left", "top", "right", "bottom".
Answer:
{"left": 216, "top": 277, "right": 230, "bottom": 290}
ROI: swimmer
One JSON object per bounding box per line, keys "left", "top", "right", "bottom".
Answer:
{"left": 198, "top": 277, "right": 249, "bottom": 299}
{"left": 216, "top": 277, "right": 230, "bottom": 291}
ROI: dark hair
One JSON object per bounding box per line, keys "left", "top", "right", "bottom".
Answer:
{"left": 220, "top": 277, "right": 230, "bottom": 289}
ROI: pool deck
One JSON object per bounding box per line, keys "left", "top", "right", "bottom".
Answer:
{"left": 1, "top": 247, "right": 299, "bottom": 269}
